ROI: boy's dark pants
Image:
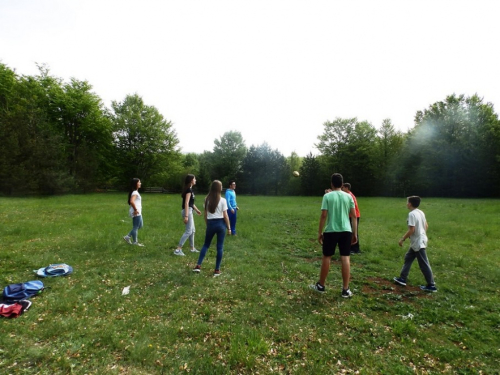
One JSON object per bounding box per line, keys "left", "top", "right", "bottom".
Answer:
{"left": 400, "top": 248, "right": 435, "bottom": 286}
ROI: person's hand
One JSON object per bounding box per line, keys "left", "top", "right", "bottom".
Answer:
{"left": 398, "top": 239, "right": 404, "bottom": 247}
{"left": 195, "top": 209, "right": 202, "bottom": 216}
{"left": 325, "top": 189, "right": 332, "bottom": 194}
{"left": 351, "top": 234, "right": 358, "bottom": 245}
{"left": 231, "top": 209, "right": 235, "bottom": 214}
{"left": 183, "top": 217, "right": 189, "bottom": 224}
{"left": 318, "top": 233, "right": 323, "bottom": 245}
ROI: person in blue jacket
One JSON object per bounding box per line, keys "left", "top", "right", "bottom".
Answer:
{"left": 225, "top": 180, "right": 239, "bottom": 235}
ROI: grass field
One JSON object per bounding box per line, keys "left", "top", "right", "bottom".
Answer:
{"left": 1, "top": 194, "right": 499, "bottom": 374}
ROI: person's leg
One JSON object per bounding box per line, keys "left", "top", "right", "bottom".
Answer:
{"left": 340, "top": 256, "right": 351, "bottom": 290}
{"left": 415, "top": 248, "right": 435, "bottom": 286}
{"left": 196, "top": 220, "right": 217, "bottom": 266}
{"left": 338, "top": 231, "right": 352, "bottom": 291}
{"left": 177, "top": 209, "right": 194, "bottom": 248}
{"left": 214, "top": 220, "right": 226, "bottom": 270}
{"left": 189, "top": 220, "right": 196, "bottom": 250}
{"left": 318, "top": 255, "right": 331, "bottom": 286}
{"left": 400, "top": 248, "right": 417, "bottom": 281}
{"left": 129, "top": 216, "right": 141, "bottom": 243}
{"left": 228, "top": 210, "right": 237, "bottom": 235}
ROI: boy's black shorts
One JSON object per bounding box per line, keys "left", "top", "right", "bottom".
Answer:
{"left": 322, "top": 231, "right": 352, "bottom": 257}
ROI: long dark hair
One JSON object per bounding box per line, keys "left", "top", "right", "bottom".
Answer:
{"left": 181, "top": 174, "right": 195, "bottom": 199}
{"left": 128, "top": 178, "right": 140, "bottom": 205}
{"left": 205, "top": 180, "right": 222, "bottom": 214}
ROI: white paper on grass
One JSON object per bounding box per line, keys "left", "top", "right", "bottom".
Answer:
{"left": 122, "top": 286, "right": 130, "bottom": 295}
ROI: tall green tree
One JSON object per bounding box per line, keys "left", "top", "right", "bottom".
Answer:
{"left": 401, "top": 94, "right": 500, "bottom": 197}
{"left": 111, "top": 94, "right": 180, "bottom": 187}
{"left": 374, "top": 119, "right": 405, "bottom": 195}
{"left": 316, "top": 118, "right": 378, "bottom": 195}
{"left": 0, "top": 64, "right": 68, "bottom": 194}
{"left": 48, "top": 77, "right": 113, "bottom": 191}
{"left": 240, "top": 143, "right": 288, "bottom": 195}
{"left": 211, "top": 131, "right": 247, "bottom": 184}
{"left": 299, "top": 153, "right": 324, "bottom": 196}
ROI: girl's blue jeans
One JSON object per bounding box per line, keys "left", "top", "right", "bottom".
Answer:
{"left": 197, "top": 219, "right": 226, "bottom": 270}
{"left": 128, "top": 215, "right": 143, "bottom": 243}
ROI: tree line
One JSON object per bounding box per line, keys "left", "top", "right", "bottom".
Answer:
{"left": 1, "top": 63, "right": 499, "bottom": 197}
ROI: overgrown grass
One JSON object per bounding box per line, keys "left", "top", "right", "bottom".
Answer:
{"left": 1, "top": 194, "right": 499, "bottom": 374}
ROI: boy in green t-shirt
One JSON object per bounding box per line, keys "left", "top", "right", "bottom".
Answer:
{"left": 310, "top": 173, "right": 358, "bottom": 298}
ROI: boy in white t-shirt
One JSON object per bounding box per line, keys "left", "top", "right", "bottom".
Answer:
{"left": 394, "top": 196, "right": 437, "bottom": 292}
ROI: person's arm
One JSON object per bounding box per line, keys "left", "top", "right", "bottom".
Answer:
{"left": 318, "top": 210, "right": 327, "bottom": 244}
{"left": 130, "top": 194, "right": 139, "bottom": 216}
{"left": 226, "top": 191, "right": 235, "bottom": 213}
{"left": 193, "top": 205, "right": 202, "bottom": 216}
{"left": 223, "top": 210, "right": 231, "bottom": 231}
{"left": 204, "top": 205, "right": 208, "bottom": 225}
{"left": 349, "top": 207, "right": 358, "bottom": 244}
{"left": 399, "top": 226, "right": 415, "bottom": 247}
{"left": 183, "top": 192, "right": 191, "bottom": 223}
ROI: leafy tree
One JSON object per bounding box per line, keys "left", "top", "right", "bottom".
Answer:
{"left": 240, "top": 143, "right": 288, "bottom": 195}
{"left": 111, "top": 94, "right": 180, "bottom": 187}
{"left": 299, "top": 153, "right": 324, "bottom": 196}
{"left": 402, "top": 94, "right": 500, "bottom": 197}
{"left": 374, "top": 119, "right": 405, "bottom": 195}
{"left": 316, "top": 118, "right": 378, "bottom": 195}
{"left": 0, "top": 64, "right": 69, "bottom": 194}
{"left": 48, "top": 76, "right": 114, "bottom": 191}
{"left": 211, "top": 131, "right": 247, "bottom": 184}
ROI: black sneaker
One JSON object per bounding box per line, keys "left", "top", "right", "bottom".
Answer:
{"left": 309, "top": 282, "right": 325, "bottom": 293}
{"left": 192, "top": 265, "right": 201, "bottom": 273}
{"left": 341, "top": 289, "right": 353, "bottom": 298}
{"left": 393, "top": 277, "right": 407, "bottom": 286}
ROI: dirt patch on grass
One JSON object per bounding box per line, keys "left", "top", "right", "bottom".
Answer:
{"left": 363, "top": 276, "right": 431, "bottom": 300}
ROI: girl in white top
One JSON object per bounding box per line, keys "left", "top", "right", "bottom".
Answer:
{"left": 192, "top": 180, "right": 231, "bottom": 276}
{"left": 123, "top": 178, "right": 144, "bottom": 246}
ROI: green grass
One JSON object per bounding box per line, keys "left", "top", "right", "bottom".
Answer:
{"left": 1, "top": 194, "right": 499, "bottom": 374}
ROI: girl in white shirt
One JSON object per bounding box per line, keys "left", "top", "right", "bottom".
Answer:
{"left": 192, "top": 180, "right": 231, "bottom": 276}
{"left": 123, "top": 178, "right": 144, "bottom": 246}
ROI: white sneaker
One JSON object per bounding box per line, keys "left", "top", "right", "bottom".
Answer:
{"left": 174, "top": 249, "right": 185, "bottom": 256}
{"left": 123, "top": 236, "right": 132, "bottom": 245}
{"left": 133, "top": 242, "right": 145, "bottom": 247}
{"left": 190, "top": 248, "right": 200, "bottom": 253}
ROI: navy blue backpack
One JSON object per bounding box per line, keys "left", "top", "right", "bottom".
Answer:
{"left": 2, "top": 280, "right": 44, "bottom": 303}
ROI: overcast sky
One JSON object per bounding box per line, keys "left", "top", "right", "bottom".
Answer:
{"left": 1, "top": 0, "right": 499, "bottom": 156}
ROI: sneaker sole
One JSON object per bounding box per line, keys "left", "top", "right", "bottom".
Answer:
{"left": 213, "top": 273, "right": 222, "bottom": 277}
{"left": 123, "top": 237, "right": 132, "bottom": 244}
{"left": 393, "top": 278, "right": 406, "bottom": 286}
{"left": 192, "top": 269, "right": 201, "bottom": 273}
{"left": 174, "top": 253, "right": 185, "bottom": 256}
{"left": 342, "top": 293, "right": 353, "bottom": 298}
